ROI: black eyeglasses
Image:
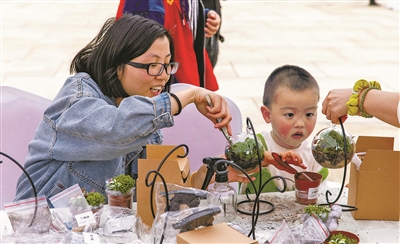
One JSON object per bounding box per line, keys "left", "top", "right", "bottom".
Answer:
{"left": 126, "top": 61, "right": 180, "bottom": 76}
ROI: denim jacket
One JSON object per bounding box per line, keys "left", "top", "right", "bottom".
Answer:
{"left": 14, "top": 72, "right": 174, "bottom": 201}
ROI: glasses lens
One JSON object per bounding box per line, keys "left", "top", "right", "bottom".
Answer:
{"left": 168, "top": 62, "right": 179, "bottom": 75}
{"left": 148, "top": 63, "right": 163, "bottom": 76}
{"left": 147, "top": 63, "right": 179, "bottom": 76}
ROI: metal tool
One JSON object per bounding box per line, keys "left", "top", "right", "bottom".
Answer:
{"left": 271, "top": 152, "right": 313, "bottom": 181}
{"left": 204, "top": 94, "right": 232, "bottom": 145}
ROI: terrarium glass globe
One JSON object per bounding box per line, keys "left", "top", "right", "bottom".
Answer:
{"left": 225, "top": 131, "right": 265, "bottom": 172}
{"left": 312, "top": 125, "right": 355, "bottom": 169}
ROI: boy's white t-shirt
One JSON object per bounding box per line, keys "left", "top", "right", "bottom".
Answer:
{"left": 261, "top": 131, "right": 324, "bottom": 191}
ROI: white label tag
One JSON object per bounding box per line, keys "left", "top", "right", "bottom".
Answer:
{"left": 75, "top": 211, "right": 96, "bottom": 227}
{"left": 0, "top": 211, "right": 13, "bottom": 235}
{"left": 83, "top": 232, "right": 100, "bottom": 243}
{"left": 307, "top": 186, "right": 320, "bottom": 199}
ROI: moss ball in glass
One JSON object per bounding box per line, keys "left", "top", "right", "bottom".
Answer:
{"left": 225, "top": 132, "right": 265, "bottom": 172}
{"left": 312, "top": 126, "right": 355, "bottom": 169}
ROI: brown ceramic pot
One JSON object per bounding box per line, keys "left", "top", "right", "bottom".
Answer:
{"left": 324, "top": 230, "right": 360, "bottom": 244}
{"left": 106, "top": 188, "right": 134, "bottom": 209}
{"left": 294, "top": 171, "right": 322, "bottom": 205}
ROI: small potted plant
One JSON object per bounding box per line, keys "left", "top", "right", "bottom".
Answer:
{"left": 324, "top": 230, "right": 360, "bottom": 244}
{"left": 85, "top": 191, "right": 105, "bottom": 213}
{"left": 105, "top": 174, "right": 136, "bottom": 209}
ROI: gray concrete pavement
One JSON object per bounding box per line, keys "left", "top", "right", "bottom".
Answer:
{"left": 1, "top": 1, "right": 399, "bottom": 183}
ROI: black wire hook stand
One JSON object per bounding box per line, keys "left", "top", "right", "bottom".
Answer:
{"left": 145, "top": 169, "right": 170, "bottom": 244}
{"left": 0, "top": 151, "right": 38, "bottom": 227}
{"left": 317, "top": 117, "right": 357, "bottom": 212}
{"left": 237, "top": 118, "right": 289, "bottom": 239}
{"left": 144, "top": 144, "right": 188, "bottom": 244}
{"left": 144, "top": 144, "right": 189, "bottom": 219}
{"left": 211, "top": 158, "right": 286, "bottom": 239}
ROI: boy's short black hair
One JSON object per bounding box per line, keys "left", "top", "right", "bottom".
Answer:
{"left": 262, "top": 64, "right": 319, "bottom": 107}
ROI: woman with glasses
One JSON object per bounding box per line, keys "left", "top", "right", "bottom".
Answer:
{"left": 116, "top": 0, "right": 221, "bottom": 91}
{"left": 13, "top": 14, "right": 233, "bottom": 201}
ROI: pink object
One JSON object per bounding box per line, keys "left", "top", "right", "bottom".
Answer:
{"left": 0, "top": 86, "right": 52, "bottom": 209}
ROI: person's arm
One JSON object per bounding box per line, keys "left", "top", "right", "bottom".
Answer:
{"left": 171, "top": 86, "right": 232, "bottom": 133}
{"left": 360, "top": 89, "right": 400, "bottom": 127}
{"left": 322, "top": 88, "right": 400, "bottom": 128}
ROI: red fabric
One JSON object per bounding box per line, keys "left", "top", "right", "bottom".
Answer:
{"left": 116, "top": 0, "right": 126, "bottom": 20}
{"left": 163, "top": 0, "right": 218, "bottom": 91}
{"left": 164, "top": 0, "right": 199, "bottom": 87}
{"left": 116, "top": 0, "right": 219, "bottom": 91}
{"left": 204, "top": 49, "right": 219, "bottom": 91}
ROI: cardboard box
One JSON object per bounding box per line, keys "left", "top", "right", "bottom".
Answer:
{"left": 348, "top": 136, "right": 399, "bottom": 221}
{"left": 137, "top": 144, "right": 190, "bottom": 226}
{"left": 176, "top": 222, "right": 257, "bottom": 244}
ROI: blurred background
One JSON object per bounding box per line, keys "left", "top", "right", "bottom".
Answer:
{"left": 1, "top": 0, "right": 399, "bottom": 184}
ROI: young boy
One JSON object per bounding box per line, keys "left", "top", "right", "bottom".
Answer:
{"left": 241, "top": 64, "right": 329, "bottom": 193}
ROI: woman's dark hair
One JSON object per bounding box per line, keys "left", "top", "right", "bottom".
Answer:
{"left": 262, "top": 64, "right": 320, "bottom": 107}
{"left": 70, "top": 14, "right": 175, "bottom": 98}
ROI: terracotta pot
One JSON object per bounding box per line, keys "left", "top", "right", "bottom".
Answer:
{"left": 90, "top": 204, "right": 103, "bottom": 214}
{"left": 106, "top": 188, "right": 134, "bottom": 209}
{"left": 324, "top": 230, "right": 360, "bottom": 244}
{"left": 294, "top": 172, "right": 322, "bottom": 205}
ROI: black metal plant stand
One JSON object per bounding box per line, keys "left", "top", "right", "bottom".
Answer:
{"left": 0, "top": 152, "right": 38, "bottom": 226}
{"left": 317, "top": 118, "right": 357, "bottom": 212}
{"left": 145, "top": 118, "right": 290, "bottom": 241}
{"left": 200, "top": 117, "right": 288, "bottom": 239}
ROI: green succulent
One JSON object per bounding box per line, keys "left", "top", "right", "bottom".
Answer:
{"left": 304, "top": 204, "right": 331, "bottom": 221}
{"left": 328, "top": 233, "right": 358, "bottom": 244}
{"left": 85, "top": 192, "right": 105, "bottom": 207}
{"left": 106, "top": 174, "right": 135, "bottom": 194}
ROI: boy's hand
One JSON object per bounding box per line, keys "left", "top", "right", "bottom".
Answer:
{"left": 280, "top": 151, "right": 306, "bottom": 169}
{"left": 262, "top": 150, "right": 306, "bottom": 174}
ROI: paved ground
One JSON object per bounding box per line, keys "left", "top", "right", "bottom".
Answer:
{"left": 1, "top": 0, "right": 399, "bottom": 184}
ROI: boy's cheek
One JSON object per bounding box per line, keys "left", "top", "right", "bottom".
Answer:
{"left": 276, "top": 123, "right": 292, "bottom": 138}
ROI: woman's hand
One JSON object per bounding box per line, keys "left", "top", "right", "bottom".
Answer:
{"left": 191, "top": 87, "right": 232, "bottom": 134}
{"left": 321, "top": 88, "right": 352, "bottom": 124}
{"left": 205, "top": 10, "right": 221, "bottom": 38}
{"left": 173, "top": 86, "right": 232, "bottom": 135}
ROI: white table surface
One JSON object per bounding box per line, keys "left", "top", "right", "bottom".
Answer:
{"left": 1, "top": 182, "right": 398, "bottom": 243}
{"left": 231, "top": 182, "right": 399, "bottom": 243}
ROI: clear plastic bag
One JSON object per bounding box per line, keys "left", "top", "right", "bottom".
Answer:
{"left": 154, "top": 182, "right": 211, "bottom": 216}
{"left": 4, "top": 195, "right": 52, "bottom": 234}
{"left": 152, "top": 206, "right": 222, "bottom": 244}
{"left": 268, "top": 220, "right": 297, "bottom": 244}
{"left": 49, "top": 183, "right": 95, "bottom": 230}
{"left": 100, "top": 205, "right": 152, "bottom": 243}
{"left": 152, "top": 182, "right": 221, "bottom": 243}
{"left": 292, "top": 214, "right": 330, "bottom": 243}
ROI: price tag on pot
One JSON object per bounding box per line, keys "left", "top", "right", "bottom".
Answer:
{"left": 307, "top": 186, "right": 319, "bottom": 199}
